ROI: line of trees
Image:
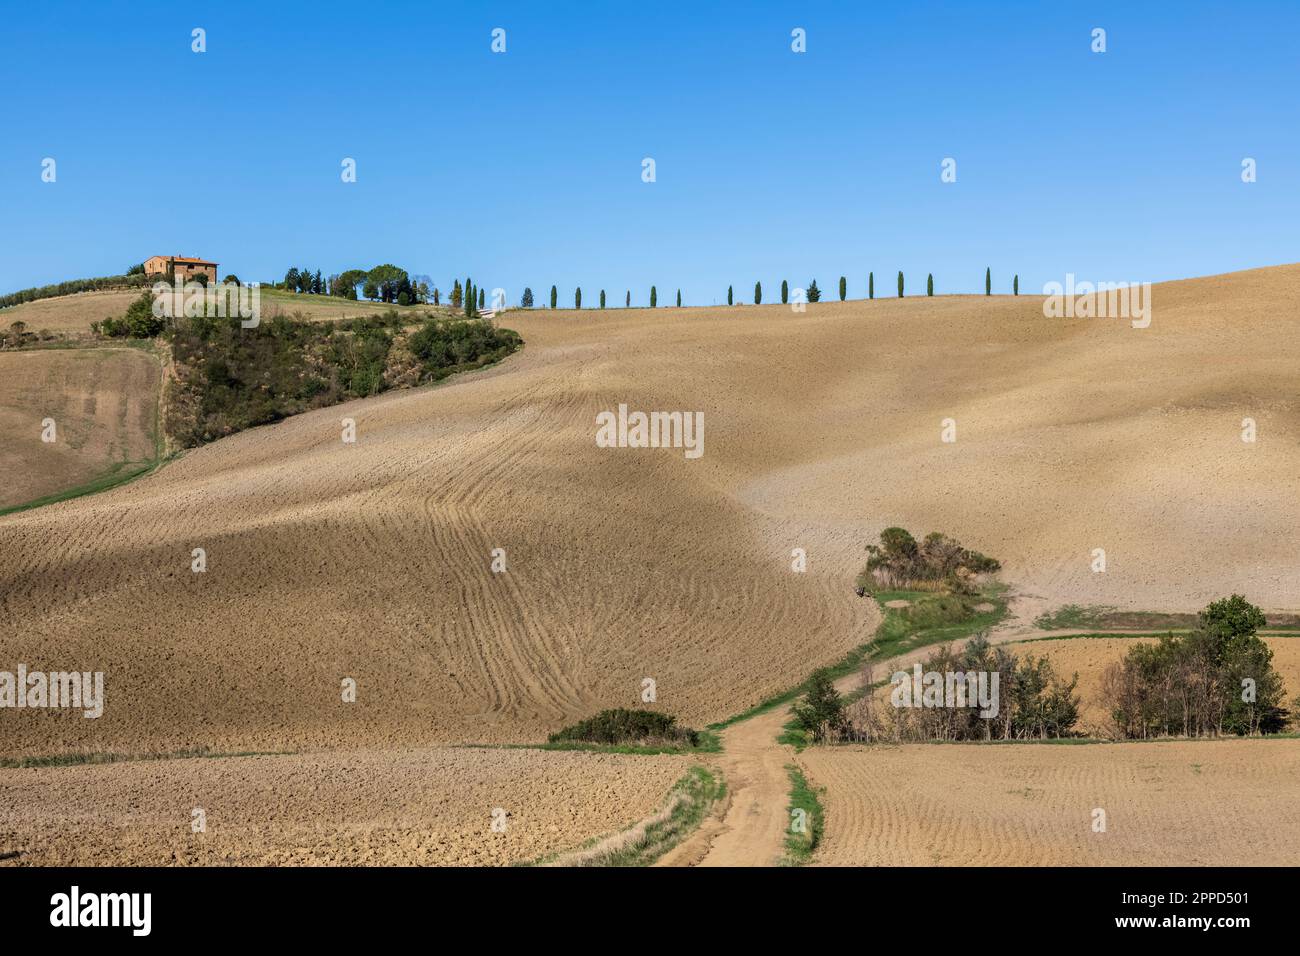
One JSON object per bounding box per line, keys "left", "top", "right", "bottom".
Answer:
{"left": 463, "top": 269, "right": 1027, "bottom": 312}
{"left": 1101, "top": 596, "right": 1289, "bottom": 738}
{"left": 0, "top": 271, "right": 154, "bottom": 311}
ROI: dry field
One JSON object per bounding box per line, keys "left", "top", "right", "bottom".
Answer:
{"left": 798, "top": 738, "right": 1300, "bottom": 866}
{"left": 0, "top": 747, "right": 689, "bottom": 866}
{"left": 1, "top": 266, "right": 1299, "bottom": 762}
{"left": 0, "top": 347, "right": 160, "bottom": 511}
{"left": 1001, "top": 635, "right": 1300, "bottom": 736}
{"left": 0, "top": 288, "right": 429, "bottom": 335}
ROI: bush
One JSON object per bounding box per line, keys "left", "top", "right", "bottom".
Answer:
{"left": 859, "top": 527, "right": 1000, "bottom": 593}
{"left": 548, "top": 709, "right": 700, "bottom": 747}
{"left": 791, "top": 669, "right": 846, "bottom": 743}
{"left": 98, "top": 291, "right": 165, "bottom": 339}
{"left": 164, "top": 312, "right": 522, "bottom": 448}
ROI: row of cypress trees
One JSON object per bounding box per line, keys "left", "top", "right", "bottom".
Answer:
{"left": 513, "top": 271, "right": 1022, "bottom": 310}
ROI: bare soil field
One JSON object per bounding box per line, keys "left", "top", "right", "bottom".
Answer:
{"left": 0, "top": 348, "right": 160, "bottom": 510}
{"left": 798, "top": 738, "right": 1300, "bottom": 866}
{"left": 1002, "top": 635, "right": 1300, "bottom": 736}
{"left": 0, "top": 747, "right": 689, "bottom": 866}
{"left": 1, "top": 267, "right": 1298, "bottom": 762}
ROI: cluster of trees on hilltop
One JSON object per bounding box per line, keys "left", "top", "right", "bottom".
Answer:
{"left": 858, "top": 527, "right": 1001, "bottom": 594}
{"left": 1102, "top": 596, "right": 1290, "bottom": 738}
{"left": 281, "top": 265, "right": 434, "bottom": 306}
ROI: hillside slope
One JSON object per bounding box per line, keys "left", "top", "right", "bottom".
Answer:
{"left": 1, "top": 266, "right": 1297, "bottom": 758}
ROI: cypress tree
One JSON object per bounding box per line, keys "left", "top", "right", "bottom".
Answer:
{"left": 727, "top": 285, "right": 733, "bottom": 305}
{"left": 839, "top": 276, "right": 847, "bottom": 301}
{"left": 985, "top": 267, "right": 991, "bottom": 296}
{"left": 927, "top": 273, "right": 934, "bottom": 296}
{"left": 465, "top": 279, "right": 473, "bottom": 316}
{"left": 575, "top": 287, "right": 582, "bottom": 309}
{"left": 550, "top": 285, "right": 557, "bottom": 309}
{"left": 897, "top": 271, "right": 904, "bottom": 298}
{"left": 626, "top": 290, "right": 630, "bottom": 308}
{"left": 650, "top": 286, "right": 657, "bottom": 308}
{"left": 754, "top": 281, "right": 762, "bottom": 305}
{"left": 600, "top": 289, "right": 606, "bottom": 309}
{"left": 478, "top": 287, "right": 485, "bottom": 309}
{"left": 781, "top": 279, "right": 789, "bottom": 304}
{"left": 869, "top": 271, "right": 874, "bottom": 299}
{"left": 1013, "top": 274, "right": 1019, "bottom": 296}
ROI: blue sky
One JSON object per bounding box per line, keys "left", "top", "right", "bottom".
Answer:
{"left": 2, "top": 0, "right": 1297, "bottom": 304}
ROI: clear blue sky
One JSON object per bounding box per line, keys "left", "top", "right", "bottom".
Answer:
{"left": 2, "top": 0, "right": 1297, "bottom": 304}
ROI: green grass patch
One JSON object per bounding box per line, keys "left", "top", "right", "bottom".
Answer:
{"left": 1033, "top": 604, "right": 1300, "bottom": 633}
{"left": 0, "top": 455, "right": 172, "bottom": 518}
{"left": 458, "top": 730, "right": 720, "bottom": 757}
{"left": 714, "top": 587, "right": 1009, "bottom": 734}
{"left": 776, "top": 589, "right": 1010, "bottom": 749}
{"left": 0, "top": 745, "right": 294, "bottom": 770}
{"left": 781, "top": 764, "right": 824, "bottom": 865}
{"left": 527, "top": 765, "right": 724, "bottom": 867}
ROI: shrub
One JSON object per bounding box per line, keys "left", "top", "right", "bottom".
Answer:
{"left": 791, "top": 669, "right": 847, "bottom": 743}
{"left": 859, "top": 527, "right": 1000, "bottom": 593}
{"left": 548, "top": 708, "right": 700, "bottom": 747}
{"left": 807, "top": 279, "right": 821, "bottom": 302}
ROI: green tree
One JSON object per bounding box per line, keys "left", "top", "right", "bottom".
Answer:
{"left": 807, "top": 279, "right": 821, "bottom": 302}
{"left": 869, "top": 271, "right": 874, "bottom": 299}
{"left": 478, "top": 287, "right": 485, "bottom": 309}
{"left": 927, "top": 273, "right": 934, "bottom": 296}
{"left": 575, "top": 287, "right": 582, "bottom": 309}
{"left": 897, "top": 271, "right": 904, "bottom": 298}
{"left": 625, "top": 290, "right": 630, "bottom": 308}
{"left": 754, "top": 281, "right": 762, "bottom": 305}
{"left": 367, "top": 264, "right": 408, "bottom": 303}
{"left": 650, "top": 285, "right": 657, "bottom": 308}
{"left": 985, "top": 267, "right": 991, "bottom": 296}
{"left": 335, "top": 269, "right": 367, "bottom": 300}
{"left": 450, "top": 279, "right": 462, "bottom": 308}
{"left": 839, "top": 276, "right": 847, "bottom": 301}
{"left": 599, "top": 289, "right": 606, "bottom": 309}
{"left": 284, "top": 267, "right": 300, "bottom": 292}
{"left": 676, "top": 289, "right": 681, "bottom": 307}
{"left": 791, "top": 669, "right": 847, "bottom": 743}
{"left": 550, "top": 285, "right": 558, "bottom": 309}
{"left": 522, "top": 287, "right": 534, "bottom": 308}
{"left": 1013, "top": 274, "right": 1019, "bottom": 296}
{"left": 727, "top": 285, "right": 733, "bottom": 305}
{"left": 781, "top": 279, "right": 789, "bottom": 304}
